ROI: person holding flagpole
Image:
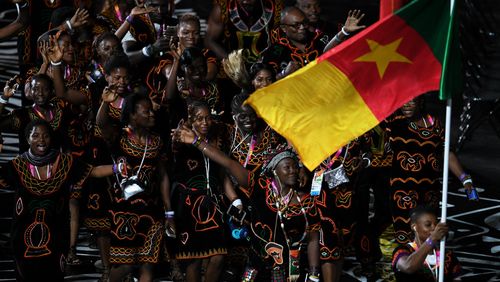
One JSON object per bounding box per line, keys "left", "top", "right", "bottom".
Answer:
{"left": 392, "top": 206, "right": 462, "bottom": 281}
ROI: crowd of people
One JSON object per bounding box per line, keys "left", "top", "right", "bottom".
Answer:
{"left": 0, "top": 0, "right": 477, "bottom": 281}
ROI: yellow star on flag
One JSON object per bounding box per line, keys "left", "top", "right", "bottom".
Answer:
{"left": 354, "top": 38, "right": 412, "bottom": 78}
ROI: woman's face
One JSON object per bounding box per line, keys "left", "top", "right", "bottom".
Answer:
{"left": 183, "top": 57, "right": 207, "bottom": 84}
{"left": 28, "top": 125, "right": 52, "bottom": 156}
{"left": 131, "top": 99, "right": 155, "bottom": 129}
{"left": 400, "top": 98, "right": 422, "bottom": 119}
{"left": 191, "top": 106, "right": 212, "bottom": 136}
{"left": 30, "top": 78, "right": 52, "bottom": 106}
{"left": 413, "top": 213, "right": 438, "bottom": 243}
{"left": 97, "top": 37, "right": 119, "bottom": 63}
{"left": 274, "top": 158, "right": 299, "bottom": 188}
{"left": 105, "top": 67, "right": 129, "bottom": 95}
{"left": 57, "top": 34, "right": 74, "bottom": 64}
{"left": 252, "top": 69, "right": 273, "bottom": 90}
{"left": 178, "top": 21, "right": 200, "bottom": 48}
{"left": 235, "top": 105, "right": 257, "bottom": 133}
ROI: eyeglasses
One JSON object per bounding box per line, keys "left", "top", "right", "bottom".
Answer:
{"left": 281, "top": 21, "right": 309, "bottom": 29}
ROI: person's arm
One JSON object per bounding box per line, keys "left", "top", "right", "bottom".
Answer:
{"left": 396, "top": 223, "right": 448, "bottom": 273}
{"left": 323, "top": 10, "right": 366, "bottom": 53}
{"left": 204, "top": 4, "right": 228, "bottom": 59}
{"left": 449, "top": 152, "right": 470, "bottom": 186}
{"left": 0, "top": 76, "right": 20, "bottom": 113}
{"left": 95, "top": 86, "right": 118, "bottom": 142}
{"left": 0, "top": 1, "right": 29, "bottom": 40}
{"left": 307, "top": 230, "right": 321, "bottom": 281}
{"left": 172, "top": 124, "right": 250, "bottom": 187}
{"left": 159, "top": 160, "right": 172, "bottom": 212}
{"left": 90, "top": 165, "right": 114, "bottom": 177}
{"left": 122, "top": 37, "right": 169, "bottom": 65}
{"left": 115, "top": 6, "right": 157, "bottom": 40}
{"left": 162, "top": 48, "right": 181, "bottom": 102}
{"left": 47, "top": 36, "right": 87, "bottom": 105}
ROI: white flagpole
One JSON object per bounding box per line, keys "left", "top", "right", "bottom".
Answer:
{"left": 439, "top": 99, "right": 451, "bottom": 282}
{"left": 439, "top": 0, "right": 455, "bottom": 281}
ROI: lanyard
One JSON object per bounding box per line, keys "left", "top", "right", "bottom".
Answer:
{"left": 243, "top": 135, "right": 256, "bottom": 168}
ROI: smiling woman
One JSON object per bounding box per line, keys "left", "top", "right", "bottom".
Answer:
{"left": 0, "top": 119, "right": 113, "bottom": 281}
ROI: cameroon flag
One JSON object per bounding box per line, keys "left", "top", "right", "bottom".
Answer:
{"left": 246, "top": 0, "right": 457, "bottom": 170}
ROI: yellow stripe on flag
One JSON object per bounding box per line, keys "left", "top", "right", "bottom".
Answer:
{"left": 246, "top": 60, "right": 379, "bottom": 170}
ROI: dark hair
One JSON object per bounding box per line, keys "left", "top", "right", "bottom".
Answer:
{"left": 409, "top": 206, "right": 438, "bottom": 224}
{"left": 93, "top": 32, "right": 123, "bottom": 61}
{"left": 24, "top": 119, "right": 54, "bottom": 141}
{"left": 104, "top": 53, "right": 131, "bottom": 75}
{"left": 31, "top": 74, "right": 54, "bottom": 91}
{"left": 178, "top": 14, "right": 200, "bottom": 28}
{"left": 249, "top": 62, "right": 276, "bottom": 82}
{"left": 187, "top": 100, "right": 209, "bottom": 125}
{"left": 50, "top": 7, "right": 75, "bottom": 28}
{"left": 231, "top": 93, "right": 250, "bottom": 114}
{"left": 120, "top": 93, "right": 151, "bottom": 126}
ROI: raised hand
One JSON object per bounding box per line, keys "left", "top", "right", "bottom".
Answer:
{"left": 343, "top": 10, "right": 366, "bottom": 34}
{"left": 69, "top": 8, "right": 90, "bottom": 29}
{"left": 130, "top": 5, "right": 158, "bottom": 16}
{"left": 3, "top": 75, "right": 21, "bottom": 99}
{"left": 38, "top": 41, "right": 50, "bottom": 65}
{"left": 171, "top": 123, "right": 196, "bottom": 144}
{"left": 102, "top": 85, "right": 118, "bottom": 103}
{"left": 47, "top": 35, "right": 64, "bottom": 63}
{"left": 430, "top": 222, "right": 449, "bottom": 243}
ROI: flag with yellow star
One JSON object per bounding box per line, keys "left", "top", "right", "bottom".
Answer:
{"left": 246, "top": 0, "right": 457, "bottom": 170}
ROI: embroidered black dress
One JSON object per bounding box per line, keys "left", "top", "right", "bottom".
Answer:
{"left": 387, "top": 115, "right": 444, "bottom": 243}
{"left": 0, "top": 153, "right": 92, "bottom": 281}
{"left": 171, "top": 130, "right": 229, "bottom": 259}
{"left": 108, "top": 130, "right": 167, "bottom": 265}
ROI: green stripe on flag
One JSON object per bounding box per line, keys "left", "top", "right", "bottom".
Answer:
{"left": 396, "top": 0, "right": 450, "bottom": 63}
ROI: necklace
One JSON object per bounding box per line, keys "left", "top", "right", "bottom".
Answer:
{"left": 32, "top": 104, "right": 54, "bottom": 121}
{"left": 31, "top": 163, "right": 51, "bottom": 180}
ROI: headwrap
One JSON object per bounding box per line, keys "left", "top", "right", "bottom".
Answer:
{"left": 261, "top": 145, "right": 299, "bottom": 176}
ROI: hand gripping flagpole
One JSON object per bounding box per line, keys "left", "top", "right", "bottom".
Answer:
{"left": 439, "top": 0, "right": 455, "bottom": 281}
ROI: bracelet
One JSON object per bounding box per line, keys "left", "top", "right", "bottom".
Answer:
{"left": 232, "top": 199, "right": 242, "bottom": 207}
{"left": 66, "top": 20, "right": 73, "bottom": 31}
{"left": 112, "top": 164, "right": 118, "bottom": 174}
{"left": 50, "top": 60, "right": 62, "bottom": 66}
{"left": 462, "top": 178, "right": 473, "bottom": 186}
{"left": 191, "top": 135, "right": 199, "bottom": 145}
{"left": 363, "top": 157, "right": 371, "bottom": 168}
{"left": 459, "top": 173, "right": 470, "bottom": 182}
{"left": 425, "top": 237, "right": 436, "bottom": 248}
{"left": 193, "top": 137, "right": 203, "bottom": 148}
{"left": 307, "top": 272, "right": 320, "bottom": 282}
{"left": 142, "top": 45, "right": 153, "bottom": 57}
{"left": 333, "top": 34, "right": 342, "bottom": 43}
{"left": 341, "top": 26, "right": 350, "bottom": 36}
{"left": 165, "top": 210, "right": 175, "bottom": 218}
{"left": 126, "top": 15, "right": 133, "bottom": 24}
{"left": 308, "top": 276, "right": 320, "bottom": 282}
{"left": 0, "top": 96, "right": 9, "bottom": 104}
{"left": 16, "top": 2, "right": 28, "bottom": 10}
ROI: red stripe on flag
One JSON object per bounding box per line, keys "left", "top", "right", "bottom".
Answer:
{"left": 319, "top": 15, "right": 441, "bottom": 121}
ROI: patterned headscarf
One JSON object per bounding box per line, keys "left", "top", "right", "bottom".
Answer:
{"left": 261, "top": 144, "right": 299, "bottom": 176}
